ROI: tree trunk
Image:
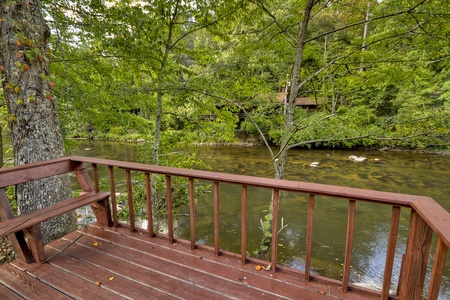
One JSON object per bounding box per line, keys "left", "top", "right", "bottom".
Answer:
{"left": 257, "top": 0, "right": 316, "bottom": 261}
{"left": 276, "top": 0, "right": 315, "bottom": 180}
{"left": 0, "top": 0, "right": 76, "bottom": 244}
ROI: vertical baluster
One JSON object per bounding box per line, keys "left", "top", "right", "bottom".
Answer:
{"left": 381, "top": 206, "right": 401, "bottom": 299}
{"left": 271, "top": 189, "right": 280, "bottom": 272}
{"left": 145, "top": 173, "right": 153, "bottom": 237}
{"left": 189, "top": 178, "right": 196, "bottom": 249}
{"left": 398, "top": 210, "right": 433, "bottom": 299}
{"left": 427, "top": 237, "right": 448, "bottom": 300}
{"left": 92, "top": 163, "right": 99, "bottom": 192}
{"left": 241, "top": 185, "right": 248, "bottom": 264}
{"left": 342, "top": 199, "right": 356, "bottom": 291}
{"left": 305, "top": 194, "right": 315, "bottom": 281}
{"left": 125, "top": 169, "right": 135, "bottom": 232}
{"left": 214, "top": 181, "right": 220, "bottom": 256}
{"left": 108, "top": 166, "right": 118, "bottom": 227}
{"left": 166, "top": 175, "right": 174, "bottom": 243}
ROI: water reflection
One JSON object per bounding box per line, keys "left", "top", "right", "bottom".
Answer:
{"left": 70, "top": 141, "right": 450, "bottom": 298}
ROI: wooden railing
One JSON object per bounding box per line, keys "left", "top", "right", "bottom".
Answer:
{"left": 66, "top": 157, "right": 450, "bottom": 299}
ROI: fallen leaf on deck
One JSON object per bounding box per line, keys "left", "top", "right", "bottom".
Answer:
{"left": 255, "top": 265, "right": 262, "bottom": 271}
{"left": 109, "top": 276, "right": 115, "bottom": 281}
{"left": 264, "top": 264, "right": 271, "bottom": 271}
{"left": 96, "top": 282, "right": 101, "bottom": 287}
{"left": 93, "top": 242, "right": 99, "bottom": 246}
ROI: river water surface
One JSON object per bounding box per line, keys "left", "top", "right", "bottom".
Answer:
{"left": 71, "top": 140, "right": 450, "bottom": 298}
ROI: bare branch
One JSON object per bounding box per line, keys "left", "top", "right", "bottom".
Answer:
{"left": 274, "top": 114, "right": 336, "bottom": 160}
{"left": 189, "top": 90, "right": 276, "bottom": 162}
{"left": 251, "top": 0, "right": 297, "bottom": 45}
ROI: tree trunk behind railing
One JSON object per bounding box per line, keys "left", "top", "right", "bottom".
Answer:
{"left": 397, "top": 210, "right": 433, "bottom": 299}
{"left": 0, "top": 0, "right": 77, "bottom": 244}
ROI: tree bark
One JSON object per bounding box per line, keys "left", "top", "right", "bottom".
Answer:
{"left": 0, "top": 0, "right": 76, "bottom": 244}
{"left": 277, "top": 0, "right": 315, "bottom": 180}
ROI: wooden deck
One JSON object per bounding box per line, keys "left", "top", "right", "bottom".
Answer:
{"left": 0, "top": 222, "right": 378, "bottom": 300}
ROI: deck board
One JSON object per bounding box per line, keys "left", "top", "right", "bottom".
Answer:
{"left": 0, "top": 223, "right": 381, "bottom": 299}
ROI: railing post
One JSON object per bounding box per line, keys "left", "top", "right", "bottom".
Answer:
{"left": 214, "top": 181, "right": 220, "bottom": 256}
{"left": 108, "top": 166, "right": 118, "bottom": 227}
{"left": 241, "top": 185, "right": 248, "bottom": 264}
{"left": 126, "top": 169, "right": 135, "bottom": 232}
{"left": 145, "top": 173, "right": 154, "bottom": 237}
{"left": 342, "top": 199, "right": 356, "bottom": 292}
{"left": 381, "top": 206, "right": 401, "bottom": 300}
{"left": 189, "top": 178, "right": 196, "bottom": 249}
{"left": 271, "top": 189, "right": 280, "bottom": 272}
{"left": 166, "top": 175, "right": 174, "bottom": 243}
{"left": 427, "top": 237, "right": 448, "bottom": 300}
{"left": 305, "top": 194, "right": 314, "bottom": 281}
{"left": 398, "top": 210, "right": 433, "bottom": 299}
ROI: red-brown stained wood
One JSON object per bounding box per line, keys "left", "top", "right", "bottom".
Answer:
{"left": 241, "top": 185, "right": 248, "bottom": 264}
{"left": 270, "top": 189, "right": 280, "bottom": 272}
{"left": 0, "top": 157, "right": 82, "bottom": 189}
{"left": 214, "top": 181, "right": 220, "bottom": 256}
{"left": 23, "top": 224, "right": 46, "bottom": 262}
{"left": 1, "top": 156, "right": 448, "bottom": 299}
{"left": 0, "top": 264, "right": 72, "bottom": 299}
{"left": 166, "top": 175, "right": 174, "bottom": 243}
{"left": 109, "top": 165, "right": 119, "bottom": 227}
{"left": 56, "top": 223, "right": 379, "bottom": 299}
{"left": 381, "top": 205, "right": 401, "bottom": 299}
{"left": 305, "top": 193, "right": 315, "bottom": 281}
{"left": 145, "top": 172, "right": 154, "bottom": 237}
{"left": 20, "top": 261, "right": 123, "bottom": 299}
{"left": 89, "top": 197, "right": 113, "bottom": 227}
{"left": 398, "top": 210, "right": 433, "bottom": 299}
{"left": 342, "top": 200, "right": 356, "bottom": 292}
{"left": 0, "top": 192, "right": 110, "bottom": 237}
{"left": 0, "top": 189, "right": 34, "bottom": 263}
{"left": 189, "top": 177, "right": 196, "bottom": 249}
{"left": 92, "top": 163, "right": 100, "bottom": 193}
{"left": 69, "top": 156, "right": 432, "bottom": 206}
{"left": 0, "top": 282, "right": 24, "bottom": 300}
{"left": 40, "top": 244, "right": 178, "bottom": 299}
{"left": 427, "top": 237, "right": 448, "bottom": 300}
{"left": 75, "top": 168, "right": 95, "bottom": 193}
{"left": 48, "top": 237, "right": 232, "bottom": 299}
{"left": 125, "top": 169, "right": 135, "bottom": 232}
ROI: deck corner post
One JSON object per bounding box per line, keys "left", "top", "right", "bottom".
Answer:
{"left": 398, "top": 209, "right": 433, "bottom": 299}
{"left": 91, "top": 197, "right": 113, "bottom": 227}
{"left": 23, "top": 224, "right": 46, "bottom": 263}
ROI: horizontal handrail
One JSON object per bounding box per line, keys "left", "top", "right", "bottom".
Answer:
{"left": 70, "top": 155, "right": 430, "bottom": 205}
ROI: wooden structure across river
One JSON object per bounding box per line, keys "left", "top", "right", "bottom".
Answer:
{"left": 0, "top": 156, "right": 448, "bottom": 299}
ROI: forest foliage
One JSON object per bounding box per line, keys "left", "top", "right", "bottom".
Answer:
{"left": 17, "top": 0, "right": 450, "bottom": 163}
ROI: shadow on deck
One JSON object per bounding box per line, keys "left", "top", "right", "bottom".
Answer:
{"left": 0, "top": 222, "right": 376, "bottom": 300}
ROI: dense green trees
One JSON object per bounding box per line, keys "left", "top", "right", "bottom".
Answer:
{"left": 36, "top": 0, "right": 449, "bottom": 158}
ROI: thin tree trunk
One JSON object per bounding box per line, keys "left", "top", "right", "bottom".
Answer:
{"left": 0, "top": 0, "right": 76, "bottom": 243}
{"left": 360, "top": 2, "right": 370, "bottom": 72}
{"left": 257, "top": 0, "right": 316, "bottom": 261}
{"left": 277, "top": 0, "right": 315, "bottom": 180}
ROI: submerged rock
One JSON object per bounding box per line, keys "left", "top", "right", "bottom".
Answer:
{"left": 349, "top": 155, "right": 367, "bottom": 162}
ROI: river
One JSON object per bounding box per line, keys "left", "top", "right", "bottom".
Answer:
{"left": 70, "top": 140, "right": 450, "bottom": 298}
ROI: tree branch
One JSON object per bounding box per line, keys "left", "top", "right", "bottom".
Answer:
{"left": 304, "top": 0, "right": 429, "bottom": 44}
